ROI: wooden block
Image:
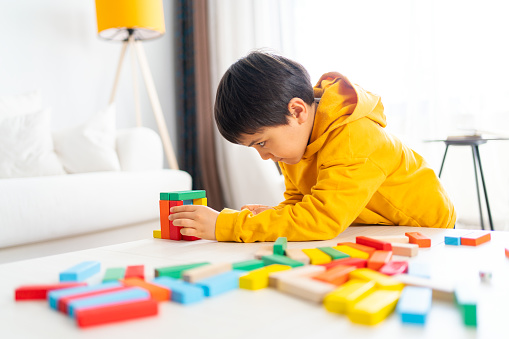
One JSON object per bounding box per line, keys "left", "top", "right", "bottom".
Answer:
{"left": 356, "top": 236, "right": 392, "bottom": 251}
{"left": 254, "top": 245, "right": 274, "bottom": 259}
{"left": 348, "top": 289, "right": 402, "bottom": 325}
{"left": 312, "top": 265, "right": 356, "bottom": 286}
{"left": 455, "top": 285, "right": 478, "bottom": 327}
{"left": 323, "top": 279, "right": 377, "bottom": 314}
{"left": 408, "top": 262, "right": 431, "bottom": 279}
{"left": 506, "top": 248, "right": 509, "bottom": 258}
{"left": 397, "top": 286, "right": 432, "bottom": 325}
{"left": 391, "top": 243, "right": 419, "bottom": 257}
{"left": 182, "top": 235, "right": 201, "bottom": 241}
{"left": 169, "top": 200, "right": 184, "bottom": 240}
{"left": 460, "top": 232, "right": 491, "bottom": 246}
{"left": 333, "top": 245, "right": 369, "bottom": 260}
{"left": 68, "top": 287, "right": 150, "bottom": 318}
{"left": 193, "top": 197, "right": 207, "bottom": 205}
{"left": 153, "top": 230, "right": 161, "bottom": 239}
{"left": 195, "top": 270, "right": 243, "bottom": 297}
{"left": 285, "top": 248, "right": 311, "bottom": 265}
{"left": 273, "top": 237, "right": 287, "bottom": 255}
{"left": 369, "top": 235, "right": 409, "bottom": 244}
{"left": 317, "top": 247, "right": 350, "bottom": 260}
{"left": 278, "top": 277, "right": 336, "bottom": 303}
{"left": 405, "top": 232, "right": 431, "bottom": 248}
{"left": 155, "top": 262, "right": 209, "bottom": 279}
{"left": 125, "top": 265, "right": 144, "bottom": 280}
{"left": 102, "top": 267, "right": 126, "bottom": 282}
{"left": 232, "top": 259, "right": 265, "bottom": 271}
{"left": 160, "top": 190, "right": 206, "bottom": 200}
{"left": 239, "top": 264, "right": 291, "bottom": 290}
{"left": 392, "top": 274, "right": 455, "bottom": 301}
{"left": 367, "top": 250, "right": 393, "bottom": 271}
{"left": 58, "top": 286, "right": 127, "bottom": 314}
{"left": 337, "top": 242, "right": 376, "bottom": 256}
{"left": 182, "top": 263, "right": 232, "bottom": 283}
{"left": 302, "top": 248, "right": 331, "bottom": 264}
{"left": 183, "top": 199, "right": 194, "bottom": 205}
{"left": 379, "top": 261, "right": 408, "bottom": 276}
{"left": 269, "top": 265, "right": 325, "bottom": 289}
{"left": 444, "top": 236, "right": 461, "bottom": 246}
{"left": 152, "top": 277, "right": 205, "bottom": 304}
{"left": 15, "top": 283, "right": 86, "bottom": 301}
{"left": 321, "top": 258, "right": 367, "bottom": 270}
{"left": 121, "top": 277, "right": 170, "bottom": 302}
{"left": 159, "top": 200, "right": 170, "bottom": 239}
{"left": 262, "top": 254, "right": 304, "bottom": 268}
{"left": 48, "top": 281, "right": 123, "bottom": 310}
{"left": 76, "top": 299, "right": 158, "bottom": 328}
{"left": 59, "top": 261, "right": 101, "bottom": 282}
{"left": 349, "top": 268, "right": 405, "bottom": 291}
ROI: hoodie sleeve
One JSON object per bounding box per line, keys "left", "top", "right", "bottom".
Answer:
{"left": 215, "top": 156, "right": 387, "bottom": 242}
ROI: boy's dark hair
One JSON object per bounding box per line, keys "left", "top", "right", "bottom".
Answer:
{"left": 214, "top": 51, "right": 314, "bottom": 144}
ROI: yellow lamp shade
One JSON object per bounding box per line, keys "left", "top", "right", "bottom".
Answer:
{"left": 95, "top": 0, "right": 165, "bottom": 41}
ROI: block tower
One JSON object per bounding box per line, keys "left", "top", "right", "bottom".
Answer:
{"left": 156, "top": 190, "right": 207, "bottom": 241}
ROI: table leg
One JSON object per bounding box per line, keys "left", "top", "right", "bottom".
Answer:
{"left": 473, "top": 145, "right": 494, "bottom": 231}
{"left": 438, "top": 145, "right": 449, "bottom": 178}
{"left": 471, "top": 146, "right": 485, "bottom": 230}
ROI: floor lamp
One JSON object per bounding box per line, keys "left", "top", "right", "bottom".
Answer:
{"left": 95, "top": 0, "right": 179, "bottom": 170}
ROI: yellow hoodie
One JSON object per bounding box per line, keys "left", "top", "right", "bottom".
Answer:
{"left": 215, "top": 72, "right": 456, "bottom": 242}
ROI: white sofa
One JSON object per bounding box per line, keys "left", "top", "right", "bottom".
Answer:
{"left": 0, "top": 127, "right": 192, "bottom": 248}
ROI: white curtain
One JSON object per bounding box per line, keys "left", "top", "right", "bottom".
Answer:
{"left": 208, "top": 0, "right": 509, "bottom": 229}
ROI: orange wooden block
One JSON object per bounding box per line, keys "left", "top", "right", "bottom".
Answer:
{"left": 159, "top": 200, "right": 170, "bottom": 239}
{"left": 505, "top": 248, "right": 509, "bottom": 258}
{"left": 337, "top": 242, "right": 376, "bottom": 256}
{"left": 312, "top": 265, "right": 356, "bottom": 286}
{"left": 320, "top": 258, "right": 367, "bottom": 270}
{"left": 460, "top": 232, "right": 491, "bottom": 246}
{"left": 405, "top": 232, "right": 431, "bottom": 248}
{"left": 121, "top": 277, "right": 170, "bottom": 302}
{"left": 367, "top": 250, "right": 393, "bottom": 271}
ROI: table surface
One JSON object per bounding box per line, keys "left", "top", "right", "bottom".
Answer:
{"left": 1, "top": 226, "right": 508, "bottom": 339}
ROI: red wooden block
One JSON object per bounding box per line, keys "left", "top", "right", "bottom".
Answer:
{"left": 15, "top": 282, "right": 86, "bottom": 301}
{"left": 58, "top": 286, "right": 127, "bottom": 314}
{"left": 320, "top": 258, "right": 367, "bottom": 270}
{"left": 159, "top": 200, "right": 170, "bottom": 239}
{"left": 460, "top": 233, "right": 491, "bottom": 246}
{"left": 405, "top": 232, "right": 431, "bottom": 248}
{"left": 182, "top": 235, "right": 201, "bottom": 241}
{"left": 125, "top": 265, "right": 145, "bottom": 280}
{"left": 337, "top": 242, "right": 376, "bottom": 256}
{"left": 312, "top": 265, "right": 356, "bottom": 286}
{"left": 367, "top": 250, "right": 393, "bottom": 271}
{"left": 379, "top": 261, "right": 408, "bottom": 276}
{"left": 76, "top": 299, "right": 158, "bottom": 328}
{"left": 355, "top": 236, "right": 392, "bottom": 251}
{"left": 169, "top": 201, "right": 184, "bottom": 240}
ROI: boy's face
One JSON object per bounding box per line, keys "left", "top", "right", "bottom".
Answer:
{"left": 238, "top": 98, "right": 315, "bottom": 165}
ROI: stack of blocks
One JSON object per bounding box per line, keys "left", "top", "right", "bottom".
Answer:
{"left": 156, "top": 190, "right": 207, "bottom": 241}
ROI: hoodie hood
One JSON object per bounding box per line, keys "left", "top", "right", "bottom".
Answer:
{"left": 303, "top": 72, "right": 386, "bottom": 158}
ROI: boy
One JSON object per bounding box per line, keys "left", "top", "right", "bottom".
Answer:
{"left": 170, "top": 51, "right": 456, "bottom": 242}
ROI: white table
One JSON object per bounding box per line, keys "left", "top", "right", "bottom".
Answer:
{"left": 1, "top": 226, "right": 508, "bottom": 339}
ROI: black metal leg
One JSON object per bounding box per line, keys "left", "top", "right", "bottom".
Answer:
{"left": 473, "top": 145, "right": 494, "bottom": 231}
{"left": 438, "top": 145, "right": 449, "bottom": 178}
{"left": 471, "top": 146, "right": 485, "bottom": 230}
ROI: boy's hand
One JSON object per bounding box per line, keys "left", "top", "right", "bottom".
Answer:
{"left": 169, "top": 205, "right": 219, "bottom": 240}
{"left": 241, "top": 204, "right": 273, "bottom": 215}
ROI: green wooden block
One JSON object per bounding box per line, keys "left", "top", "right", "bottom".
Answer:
{"left": 261, "top": 254, "right": 304, "bottom": 268}
{"left": 273, "top": 237, "right": 287, "bottom": 255}
{"left": 455, "top": 286, "right": 477, "bottom": 327}
{"left": 102, "top": 267, "right": 126, "bottom": 282}
{"left": 155, "top": 262, "right": 210, "bottom": 279}
{"left": 160, "top": 190, "right": 206, "bottom": 201}
{"left": 318, "top": 247, "right": 350, "bottom": 260}
{"left": 232, "top": 259, "right": 265, "bottom": 271}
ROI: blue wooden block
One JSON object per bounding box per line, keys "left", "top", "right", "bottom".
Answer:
{"left": 194, "top": 270, "right": 244, "bottom": 297}
{"left": 59, "top": 261, "right": 101, "bottom": 282}
{"left": 408, "top": 262, "right": 431, "bottom": 279}
{"left": 68, "top": 287, "right": 150, "bottom": 318}
{"left": 152, "top": 277, "right": 205, "bottom": 304}
{"left": 48, "top": 281, "right": 122, "bottom": 309}
{"left": 445, "top": 236, "right": 461, "bottom": 246}
{"left": 183, "top": 199, "right": 194, "bottom": 205}
{"left": 397, "top": 286, "right": 432, "bottom": 325}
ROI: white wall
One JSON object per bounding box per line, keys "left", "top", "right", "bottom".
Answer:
{"left": 0, "top": 0, "right": 177, "bottom": 165}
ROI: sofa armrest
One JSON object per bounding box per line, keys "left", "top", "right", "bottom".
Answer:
{"left": 116, "top": 127, "right": 163, "bottom": 171}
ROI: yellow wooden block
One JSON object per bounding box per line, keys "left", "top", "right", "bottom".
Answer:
{"left": 348, "top": 289, "right": 401, "bottom": 325}
{"left": 239, "top": 264, "right": 291, "bottom": 290}
{"left": 349, "top": 268, "right": 404, "bottom": 291}
{"left": 193, "top": 198, "right": 207, "bottom": 206}
{"left": 153, "top": 230, "right": 161, "bottom": 238}
{"left": 333, "top": 245, "right": 369, "bottom": 259}
{"left": 323, "top": 279, "right": 377, "bottom": 314}
{"left": 302, "top": 248, "right": 331, "bottom": 264}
